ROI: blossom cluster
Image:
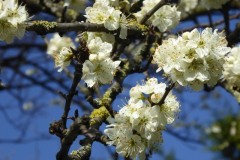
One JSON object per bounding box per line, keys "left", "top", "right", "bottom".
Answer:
{"left": 134, "top": 0, "right": 180, "bottom": 32}
{"left": 47, "top": 33, "right": 76, "bottom": 55}
{"left": 0, "top": 0, "right": 28, "bottom": 43}
{"left": 104, "top": 78, "right": 180, "bottom": 159}
{"left": 81, "top": 32, "right": 121, "bottom": 87}
{"left": 223, "top": 46, "right": 240, "bottom": 102}
{"left": 85, "top": 0, "right": 122, "bottom": 31}
{"left": 46, "top": 32, "right": 120, "bottom": 86}
{"left": 46, "top": 33, "right": 76, "bottom": 72}
{"left": 153, "top": 28, "right": 231, "bottom": 91}
{"left": 53, "top": 47, "right": 74, "bottom": 72}
{"left": 223, "top": 46, "right": 240, "bottom": 88}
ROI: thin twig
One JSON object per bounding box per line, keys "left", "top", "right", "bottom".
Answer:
{"left": 61, "top": 64, "right": 82, "bottom": 129}
{"left": 222, "top": 6, "right": 230, "bottom": 35}
{"left": 179, "top": 13, "right": 240, "bottom": 33}
{"left": 158, "top": 82, "right": 175, "bottom": 106}
{"left": 207, "top": 12, "right": 213, "bottom": 28}
{"left": 140, "top": 0, "right": 178, "bottom": 24}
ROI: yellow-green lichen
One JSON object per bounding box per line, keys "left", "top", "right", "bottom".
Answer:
{"left": 89, "top": 106, "right": 110, "bottom": 126}
{"left": 33, "top": 20, "right": 57, "bottom": 32}
{"left": 127, "top": 19, "right": 148, "bottom": 33}
{"left": 70, "top": 144, "right": 91, "bottom": 159}
{"left": 101, "top": 90, "right": 112, "bottom": 105}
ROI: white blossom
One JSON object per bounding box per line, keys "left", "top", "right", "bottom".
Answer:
{"left": 153, "top": 28, "right": 230, "bottom": 91}
{"left": 85, "top": 0, "right": 122, "bottom": 30}
{"left": 85, "top": 1, "right": 111, "bottom": 24}
{"left": 105, "top": 116, "right": 146, "bottom": 160}
{"left": 105, "top": 119, "right": 132, "bottom": 146}
{"left": 129, "top": 85, "right": 142, "bottom": 100}
{"left": 87, "top": 37, "right": 112, "bottom": 61}
{"left": 119, "top": 99, "right": 150, "bottom": 123}
{"left": 155, "top": 94, "right": 180, "bottom": 125}
{"left": 134, "top": 0, "right": 181, "bottom": 32}
{"left": 82, "top": 58, "right": 120, "bottom": 87}
{"left": 223, "top": 46, "right": 240, "bottom": 89}
{"left": 81, "top": 35, "right": 120, "bottom": 87}
{"left": 178, "top": 0, "right": 198, "bottom": 18}
{"left": 53, "top": 47, "right": 73, "bottom": 72}
{"left": 47, "top": 33, "right": 76, "bottom": 55}
{"left": 0, "top": 0, "right": 28, "bottom": 43}
{"left": 139, "top": 78, "right": 166, "bottom": 95}
{"left": 131, "top": 107, "right": 161, "bottom": 140}
{"left": 116, "top": 134, "right": 146, "bottom": 160}
{"left": 104, "top": 9, "right": 121, "bottom": 30}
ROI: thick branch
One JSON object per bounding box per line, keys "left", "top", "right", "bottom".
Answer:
{"left": 25, "top": 21, "right": 148, "bottom": 36}
{"left": 56, "top": 117, "right": 89, "bottom": 160}
{"left": 68, "top": 139, "right": 93, "bottom": 160}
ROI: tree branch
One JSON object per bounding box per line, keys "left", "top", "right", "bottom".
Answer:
{"left": 61, "top": 64, "right": 82, "bottom": 129}
{"left": 56, "top": 116, "right": 89, "bottom": 160}
{"left": 25, "top": 21, "right": 148, "bottom": 36}
{"left": 158, "top": 82, "right": 175, "bottom": 106}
